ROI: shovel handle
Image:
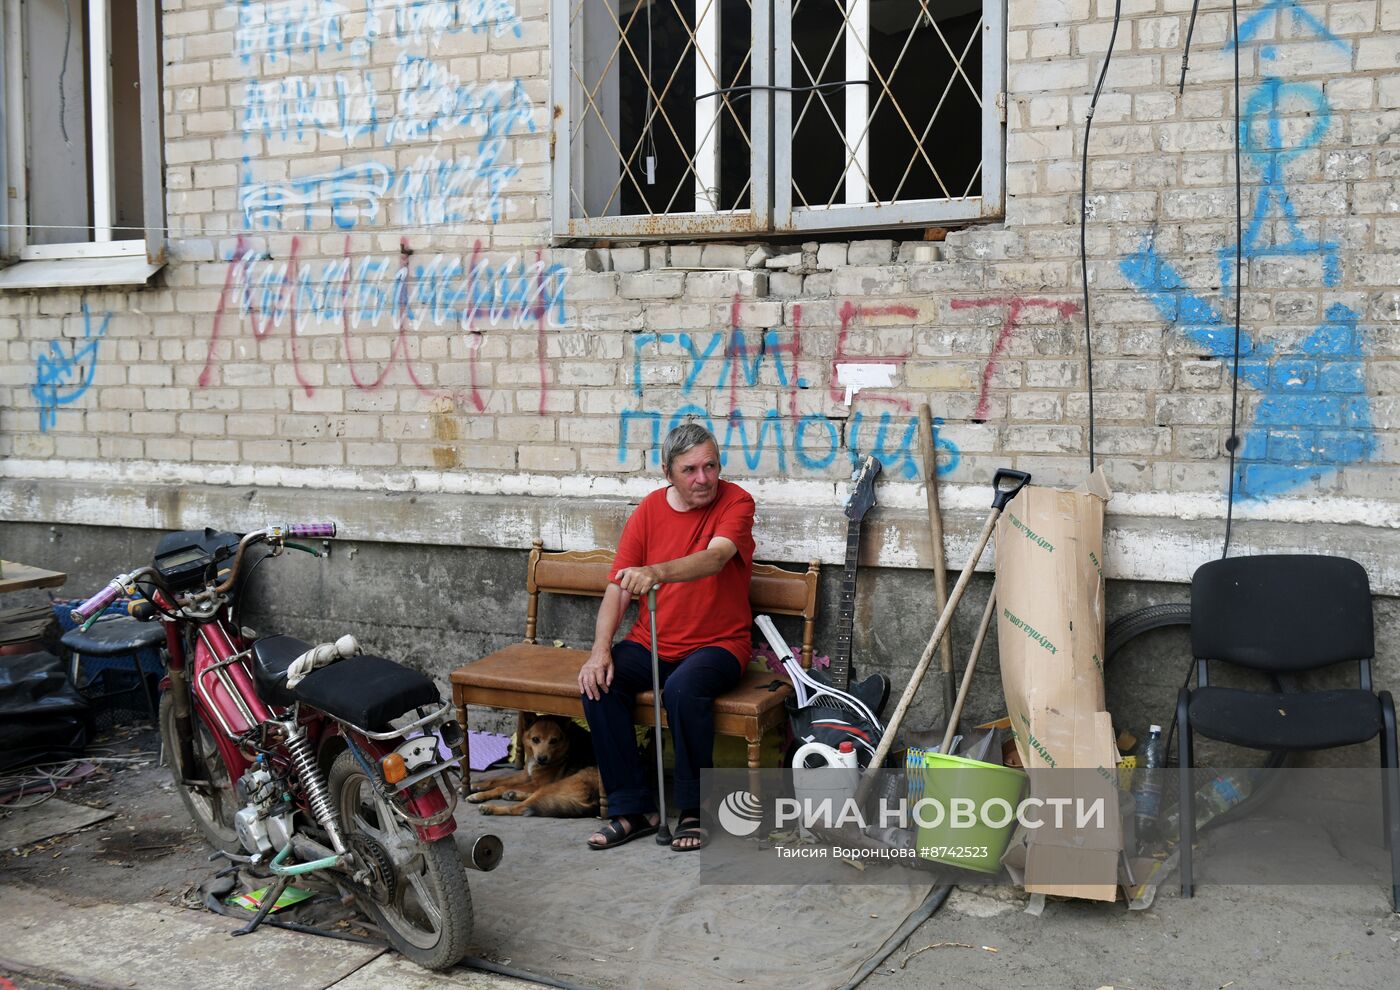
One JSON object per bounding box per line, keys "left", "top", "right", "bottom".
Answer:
{"left": 991, "top": 469, "right": 1031, "bottom": 510}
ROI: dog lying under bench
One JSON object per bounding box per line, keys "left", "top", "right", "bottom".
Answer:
{"left": 467, "top": 715, "right": 605, "bottom": 818}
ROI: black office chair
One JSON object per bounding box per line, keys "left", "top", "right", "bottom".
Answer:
{"left": 1180, "top": 554, "right": 1399, "bottom": 909}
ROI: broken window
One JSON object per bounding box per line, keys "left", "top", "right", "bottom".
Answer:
{"left": 1, "top": 0, "right": 165, "bottom": 261}
{"left": 553, "top": 0, "right": 1004, "bottom": 239}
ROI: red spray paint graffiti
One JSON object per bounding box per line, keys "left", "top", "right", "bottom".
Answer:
{"left": 830, "top": 301, "right": 917, "bottom": 410}
{"left": 724, "top": 295, "right": 802, "bottom": 417}
{"left": 199, "top": 237, "right": 567, "bottom": 415}
{"left": 950, "top": 297, "right": 1081, "bottom": 419}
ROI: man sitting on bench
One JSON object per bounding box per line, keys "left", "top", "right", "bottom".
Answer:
{"left": 578, "top": 423, "right": 755, "bottom": 851}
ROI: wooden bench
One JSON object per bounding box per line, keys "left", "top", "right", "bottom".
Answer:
{"left": 450, "top": 540, "right": 819, "bottom": 789}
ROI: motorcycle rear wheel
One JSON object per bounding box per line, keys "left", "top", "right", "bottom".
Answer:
{"left": 328, "top": 750, "right": 473, "bottom": 971}
{"left": 159, "top": 692, "right": 242, "bottom": 854}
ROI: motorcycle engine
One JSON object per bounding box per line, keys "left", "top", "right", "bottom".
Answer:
{"left": 233, "top": 760, "right": 295, "bottom": 858}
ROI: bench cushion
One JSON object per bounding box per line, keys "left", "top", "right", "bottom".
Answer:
{"left": 451, "top": 643, "right": 793, "bottom": 717}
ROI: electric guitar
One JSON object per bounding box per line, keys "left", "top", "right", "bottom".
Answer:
{"left": 812, "top": 455, "right": 892, "bottom": 719}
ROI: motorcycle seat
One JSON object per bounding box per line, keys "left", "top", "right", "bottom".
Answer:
{"left": 61, "top": 617, "right": 166, "bottom": 657}
{"left": 294, "top": 655, "right": 440, "bottom": 731}
{"left": 251, "top": 634, "right": 312, "bottom": 708}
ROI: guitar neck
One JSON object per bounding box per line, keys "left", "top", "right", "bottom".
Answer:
{"left": 831, "top": 518, "right": 861, "bottom": 691}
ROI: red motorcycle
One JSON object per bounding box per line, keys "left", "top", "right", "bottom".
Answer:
{"left": 72, "top": 522, "right": 499, "bottom": 970}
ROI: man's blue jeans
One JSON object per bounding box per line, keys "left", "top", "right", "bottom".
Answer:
{"left": 581, "top": 640, "right": 742, "bottom": 817}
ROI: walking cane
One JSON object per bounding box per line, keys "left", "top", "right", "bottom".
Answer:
{"left": 648, "top": 586, "right": 673, "bottom": 845}
{"left": 855, "top": 469, "right": 1030, "bottom": 803}
{"left": 917, "top": 404, "right": 957, "bottom": 720}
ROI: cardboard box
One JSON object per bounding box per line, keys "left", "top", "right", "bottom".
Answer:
{"left": 995, "top": 469, "right": 1120, "bottom": 901}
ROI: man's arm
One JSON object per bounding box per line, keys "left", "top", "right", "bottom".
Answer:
{"left": 612, "top": 536, "right": 737, "bottom": 596}
{"left": 579, "top": 583, "right": 632, "bottom": 700}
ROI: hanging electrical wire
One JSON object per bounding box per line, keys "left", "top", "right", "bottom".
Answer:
{"left": 1079, "top": 0, "right": 1126, "bottom": 474}
{"left": 1174, "top": 0, "right": 1246, "bottom": 558}
{"left": 1220, "top": 0, "right": 1245, "bottom": 559}
{"left": 1179, "top": 0, "right": 1204, "bottom": 94}
{"left": 644, "top": 0, "right": 658, "bottom": 185}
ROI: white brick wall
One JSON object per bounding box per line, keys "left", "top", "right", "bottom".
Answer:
{"left": 1, "top": 0, "right": 1398, "bottom": 535}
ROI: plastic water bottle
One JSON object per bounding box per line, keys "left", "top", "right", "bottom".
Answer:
{"left": 1133, "top": 725, "right": 1164, "bottom": 839}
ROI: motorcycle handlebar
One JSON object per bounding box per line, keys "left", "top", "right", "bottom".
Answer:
{"left": 211, "top": 523, "right": 337, "bottom": 595}
{"left": 72, "top": 580, "right": 123, "bottom": 622}
{"left": 77, "top": 523, "right": 338, "bottom": 617}
{"left": 284, "top": 521, "right": 336, "bottom": 538}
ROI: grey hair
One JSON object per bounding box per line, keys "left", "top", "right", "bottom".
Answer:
{"left": 661, "top": 423, "right": 719, "bottom": 476}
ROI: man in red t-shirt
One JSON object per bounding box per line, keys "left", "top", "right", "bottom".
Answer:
{"left": 578, "top": 423, "right": 755, "bottom": 851}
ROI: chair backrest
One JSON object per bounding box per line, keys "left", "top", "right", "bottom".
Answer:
{"left": 523, "top": 539, "right": 821, "bottom": 666}
{"left": 1191, "top": 554, "right": 1373, "bottom": 672}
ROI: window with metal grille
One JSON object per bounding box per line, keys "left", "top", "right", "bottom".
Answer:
{"left": 551, "top": 0, "right": 1004, "bottom": 240}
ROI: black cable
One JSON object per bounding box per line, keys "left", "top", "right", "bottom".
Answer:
{"left": 133, "top": 580, "right": 180, "bottom": 620}
{"left": 834, "top": 884, "right": 954, "bottom": 990}
{"left": 203, "top": 885, "right": 386, "bottom": 945}
{"left": 461, "top": 956, "right": 606, "bottom": 990}
{"left": 1079, "top": 0, "right": 1125, "bottom": 474}
{"left": 1220, "top": 0, "right": 1244, "bottom": 559}
{"left": 1178, "top": 0, "right": 1204, "bottom": 93}
{"left": 695, "top": 80, "right": 871, "bottom": 101}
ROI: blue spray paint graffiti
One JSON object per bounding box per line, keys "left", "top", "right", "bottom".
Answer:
{"left": 235, "top": 0, "right": 352, "bottom": 63}
{"left": 241, "top": 151, "right": 523, "bottom": 228}
{"left": 243, "top": 74, "right": 380, "bottom": 144}
{"left": 235, "top": 0, "right": 523, "bottom": 64}
{"left": 1122, "top": 4, "right": 1373, "bottom": 498}
{"left": 1231, "top": 0, "right": 1346, "bottom": 60}
{"left": 1122, "top": 245, "right": 1372, "bottom": 498}
{"left": 241, "top": 52, "right": 533, "bottom": 229}
{"left": 235, "top": 2, "right": 533, "bottom": 230}
{"left": 619, "top": 323, "right": 959, "bottom": 477}
{"left": 241, "top": 160, "right": 392, "bottom": 230}
{"left": 1223, "top": 78, "right": 1339, "bottom": 291}
{"left": 32, "top": 305, "right": 111, "bottom": 432}
{"left": 617, "top": 406, "right": 959, "bottom": 479}
{"left": 226, "top": 244, "right": 568, "bottom": 330}
{"left": 365, "top": 0, "right": 524, "bottom": 44}
{"left": 383, "top": 56, "right": 533, "bottom": 145}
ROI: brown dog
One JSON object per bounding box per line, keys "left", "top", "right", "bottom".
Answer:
{"left": 467, "top": 714, "right": 603, "bottom": 817}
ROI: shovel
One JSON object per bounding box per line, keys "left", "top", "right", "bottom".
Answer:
{"left": 855, "top": 469, "right": 1030, "bottom": 802}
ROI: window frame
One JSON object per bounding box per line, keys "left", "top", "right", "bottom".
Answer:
{"left": 550, "top": 0, "right": 1005, "bottom": 241}
{"left": 551, "top": 0, "right": 773, "bottom": 240}
{"left": 0, "top": 0, "right": 166, "bottom": 266}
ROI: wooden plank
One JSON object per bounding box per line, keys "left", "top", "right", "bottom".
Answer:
{"left": 0, "top": 561, "right": 67, "bottom": 594}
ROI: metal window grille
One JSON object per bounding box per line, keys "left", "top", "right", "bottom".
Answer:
{"left": 552, "top": 0, "right": 1004, "bottom": 239}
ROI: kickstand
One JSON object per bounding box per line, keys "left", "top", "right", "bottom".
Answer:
{"left": 231, "top": 875, "right": 289, "bottom": 937}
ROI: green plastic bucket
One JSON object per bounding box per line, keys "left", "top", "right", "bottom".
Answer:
{"left": 915, "top": 752, "right": 1027, "bottom": 873}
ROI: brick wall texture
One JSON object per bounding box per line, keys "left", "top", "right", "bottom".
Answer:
{"left": 3, "top": 0, "right": 1398, "bottom": 522}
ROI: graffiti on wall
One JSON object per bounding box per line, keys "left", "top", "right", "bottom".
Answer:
{"left": 234, "top": 0, "right": 532, "bottom": 230}
{"left": 619, "top": 299, "right": 960, "bottom": 478}
{"left": 1121, "top": 0, "right": 1373, "bottom": 499}
{"left": 950, "top": 297, "right": 1082, "bottom": 420}
{"left": 32, "top": 305, "right": 111, "bottom": 432}
{"left": 199, "top": 236, "right": 568, "bottom": 412}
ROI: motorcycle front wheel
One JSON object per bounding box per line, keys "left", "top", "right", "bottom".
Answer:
{"left": 159, "top": 692, "right": 242, "bottom": 854}
{"left": 328, "top": 750, "right": 473, "bottom": 970}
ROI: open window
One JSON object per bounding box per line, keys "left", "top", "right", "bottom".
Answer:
{"left": 552, "top": 0, "right": 1004, "bottom": 239}
{"left": 0, "top": 0, "right": 165, "bottom": 287}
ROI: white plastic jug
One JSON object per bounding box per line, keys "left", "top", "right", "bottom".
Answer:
{"left": 791, "top": 741, "right": 860, "bottom": 822}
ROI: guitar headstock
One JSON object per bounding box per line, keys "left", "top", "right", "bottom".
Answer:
{"left": 844, "top": 456, "right": 883, "bottom": 522}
